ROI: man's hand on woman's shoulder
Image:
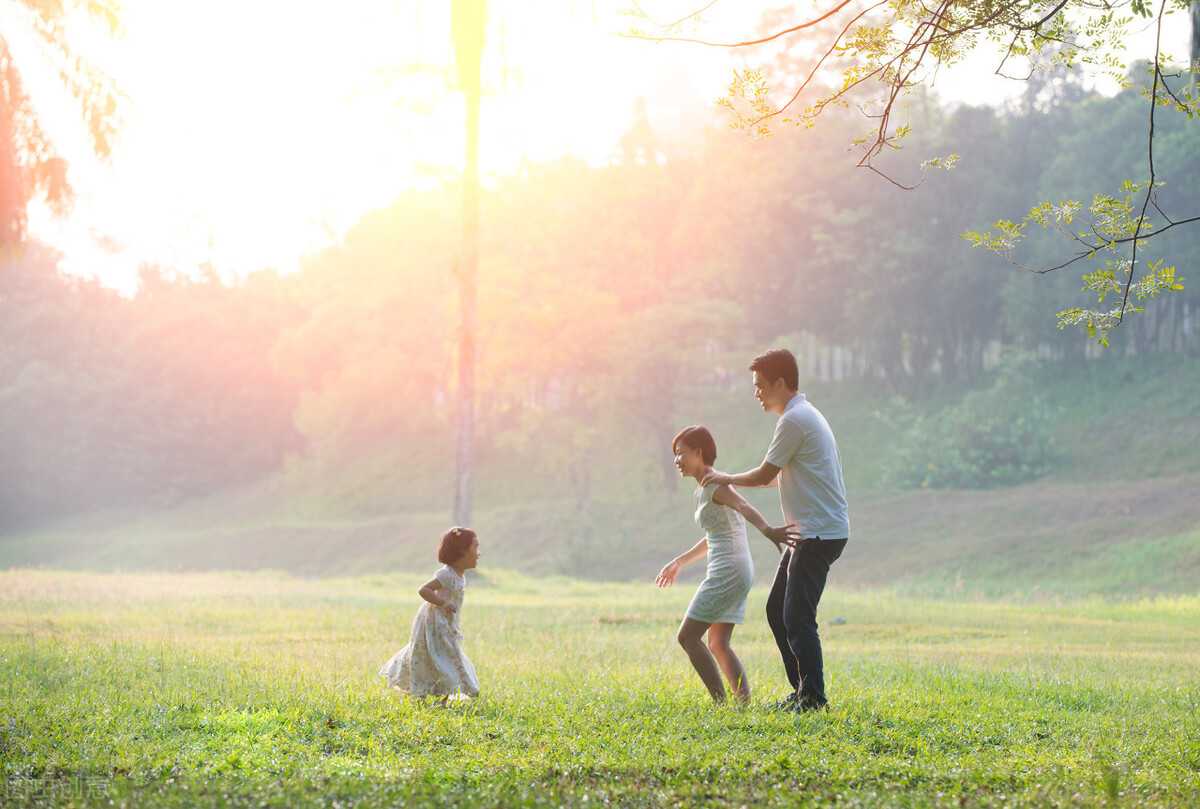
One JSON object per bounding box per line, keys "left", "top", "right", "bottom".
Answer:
{"left": 700, "top": 470, "right": 732, "bottom": 487}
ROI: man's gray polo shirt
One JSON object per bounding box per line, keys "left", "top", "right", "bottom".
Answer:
{"left": 764, "top": 393, "right": 849, "bottom": 540}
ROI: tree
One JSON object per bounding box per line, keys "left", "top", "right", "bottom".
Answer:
{"left": 1193, "top": 1, "right": 1199, "bottom": 86}
{"left": 0, "top": 1, "right": 120, "bottom": 245}
{"left": 631, "top": 0, "right": 1199, "bottom": 344}
{"left": 451, "top": 0, "right": 486, "bottom": 527}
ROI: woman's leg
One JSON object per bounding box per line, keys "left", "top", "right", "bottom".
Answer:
{"left": 677, "top": 618, "right": 726, "bottom": 702}
{"left": 706, "top": 623, "right": 750, "bottom": 703}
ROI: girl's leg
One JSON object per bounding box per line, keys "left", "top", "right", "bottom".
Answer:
{"left": 677, "top": 618, "right": 726, "bottom": 703}
{"left": 707, "top": 623, "right": 751, "bottom": 704}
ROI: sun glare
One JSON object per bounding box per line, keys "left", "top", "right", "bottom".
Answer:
{"left": 26, "top": 0, "right": 726, "bottom": 290}
{"left": 20, "top": 0, "right": 1186, "bottom": 292}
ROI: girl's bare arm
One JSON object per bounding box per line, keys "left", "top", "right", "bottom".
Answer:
{"left": 417, "top": 578, "right": 448, "bottom": 607}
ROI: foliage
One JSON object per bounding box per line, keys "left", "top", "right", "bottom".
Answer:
{"left": 7, "top": 356, "right": 1199, "bottom": 591}
{"left": 0, "top": 1, "right": 121, "bottom": 243}
{"left": 3, "top": 79, "right": 1199, "bottom": 533}
{"left": 634, "top": 1, "right": 1199, "bottom": 340}
{"left": 0, "top": 250, "right": 302, "bottom": 530}
{"left": 965, "top": 180, "right": 1187, "bottom": 346}
{"left": 883, "top": 355, "right": 1059, "bottom": 489}
{"left": 658, "top": 0, "right": 1189, "bottom": 163}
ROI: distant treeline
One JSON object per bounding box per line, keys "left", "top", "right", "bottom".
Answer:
{"left": 1, "top": 250, "right": 302, "bottom": 527}
{"left": 3, "top": 70, "right": 1197, "bottom": 529}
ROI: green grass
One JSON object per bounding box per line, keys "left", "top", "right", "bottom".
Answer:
{"left": 2, "top": 570, "right": 1198, "bottom": 807}
{"left": 900, "top": 526, "right": 1200, "bottom": 598}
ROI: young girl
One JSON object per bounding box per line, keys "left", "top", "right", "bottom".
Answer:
{"left": 379, "top": 526, "right": 481, "bottom": 699}
{"left": 657, "top": 426, "right": 799, "bottom": 704}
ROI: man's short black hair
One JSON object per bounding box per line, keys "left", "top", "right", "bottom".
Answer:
{"left": 672, "top": 425, "right": 717, "bottom": 466}
{"left": 749, "top": 348, "right": 799, "bottom": 391}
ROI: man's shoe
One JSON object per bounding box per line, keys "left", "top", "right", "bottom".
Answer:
{"left": 769, "top": 692, "right": 800, "bottom": 711}
{"left": 794, "top": 695, "right": 829, "bottom": 712}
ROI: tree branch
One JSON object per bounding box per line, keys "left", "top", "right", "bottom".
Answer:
{"left": 1117, "top": 0, "right": 1166, "bottom": 323}
{"left": 628, "top": 0, "right": 724, "bottom": 31}
{"left": 624, "top": 0, "right": 857, "bottom": 47}
{"left": 1030, "top": 214, "right": 1200, "bottom": 274}
{"left": 744, "top": 1, "right": 890, "bottom": 126}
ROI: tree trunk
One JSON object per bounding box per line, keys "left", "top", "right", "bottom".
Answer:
{"left": 1192, "top": 1, "right": 1200, "bottom": 88}
{"left": 452, "top": 0, "right": 486, "bottom": 527}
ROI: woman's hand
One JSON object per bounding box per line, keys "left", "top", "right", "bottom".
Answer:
{"left": 440, "top": 602, "right": 457, "bottom": 618}
{"left": 656, "top": 560, "right": 681, "bottom": 588}
{"left": 763, "top": 524, "right": 802, "bottom": 550}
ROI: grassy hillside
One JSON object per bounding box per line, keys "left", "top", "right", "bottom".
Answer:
{"left": 3, "top": 356, "right": 1198, "bottom": 598}
{"left": 2, "top": 569, "right": 1197, "bottom": 807}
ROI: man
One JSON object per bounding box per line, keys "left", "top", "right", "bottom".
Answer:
{"left": 702, "top": 348, "right": 850, "bottom": 711}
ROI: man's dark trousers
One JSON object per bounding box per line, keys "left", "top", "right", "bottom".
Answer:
{"left": 765, "top": 537, "right": 848, "bottom": 706}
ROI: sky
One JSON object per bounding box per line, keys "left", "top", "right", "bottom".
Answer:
{"left": 11, "top": 0, "right": 1191, "bottom": 293}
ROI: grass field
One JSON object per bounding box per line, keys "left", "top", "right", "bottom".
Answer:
{"left": 2, "top": 569, "right": 1198, "bottom": 807}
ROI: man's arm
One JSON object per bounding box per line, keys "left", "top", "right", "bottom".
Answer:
{"left": 701, "top": 462, "right": 780, "bottom": 488}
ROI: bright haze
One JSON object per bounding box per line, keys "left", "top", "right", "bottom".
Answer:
{"left": 18, "top": 0, "right": 1186, "bottom": 292}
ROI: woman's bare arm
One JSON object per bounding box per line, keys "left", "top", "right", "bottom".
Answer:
{"left": 674, "top": 536, "right": 709, "bottom": 568}
{"left": 656, "top": 537, "right": 708, "bottom": 587}
{"left": 713, "top": 484, "right": 801, "bottom": 550}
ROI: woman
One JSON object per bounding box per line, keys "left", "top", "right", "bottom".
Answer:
{"left": 656, "top": 425, "right": 800, "bottom": 703}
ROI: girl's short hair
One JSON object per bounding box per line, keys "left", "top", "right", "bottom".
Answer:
{"left": 672, "top": 425, "right": 717, "bottom": 465}
{"left": 438, "top": 526, "right": 477, "bottom": 565}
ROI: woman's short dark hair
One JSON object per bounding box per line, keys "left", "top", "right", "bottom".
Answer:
{"left": 672, "top": 425, "right": 717, "bottom": 465}
{"left": 438, "top": 526, "right": 476, "bottom": 564}
{"left": 750, "top": 348, "right": 799, "bottom": 391}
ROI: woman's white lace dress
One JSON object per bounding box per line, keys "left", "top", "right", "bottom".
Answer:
{"left": 379, "top": 565, "right": 479, "bottom": 697}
